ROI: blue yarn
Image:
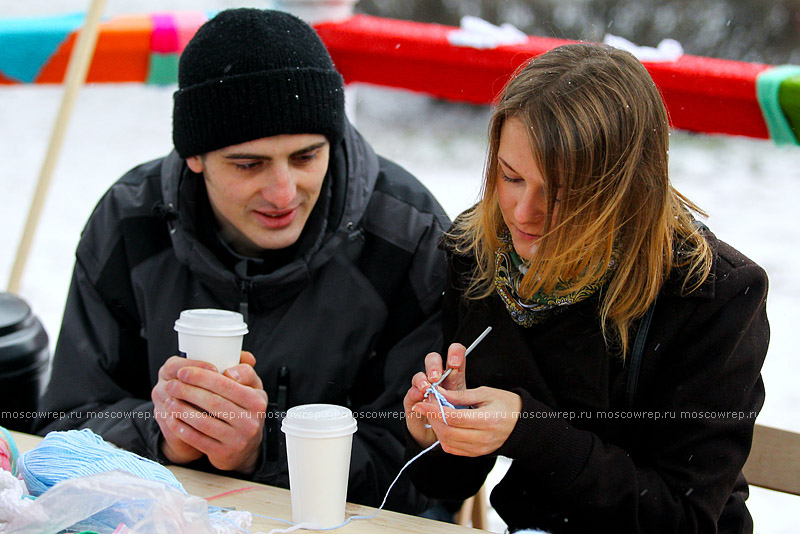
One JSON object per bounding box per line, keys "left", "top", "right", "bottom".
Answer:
{"left": 18, "top": 429, "right": 185, "bottom": 496}
{"left": 424, "top": 377, "right": 457, "bottom": 426}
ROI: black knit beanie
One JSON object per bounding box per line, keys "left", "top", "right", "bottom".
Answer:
{"left": 172, "top": 8, "right": 345, "bottom": 158}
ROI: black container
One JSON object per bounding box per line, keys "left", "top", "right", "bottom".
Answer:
{"left": 0, "top": 292, "right": 50, "bottom": 433}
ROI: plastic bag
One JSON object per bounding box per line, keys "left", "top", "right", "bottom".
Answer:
{"left": 1, "top": 470, "right": 216, "bottom": 534}
{"left": 0, "top": 470, "right": 33, "bottom": 524}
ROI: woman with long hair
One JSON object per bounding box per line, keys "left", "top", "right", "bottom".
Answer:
{"left": 404, "top": 43, "right": 768, "bottom": 533}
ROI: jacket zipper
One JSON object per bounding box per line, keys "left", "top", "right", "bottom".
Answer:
{"left": 238, "top": 279, "right": 250, "bottom": 323}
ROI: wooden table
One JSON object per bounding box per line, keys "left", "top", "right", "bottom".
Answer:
{"left": 9, "top": 431, "right": 478, "bottom": 533}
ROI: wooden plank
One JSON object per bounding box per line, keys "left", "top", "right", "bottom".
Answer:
{"left": 743, "top": 424, "right": 800, "bottom": 496}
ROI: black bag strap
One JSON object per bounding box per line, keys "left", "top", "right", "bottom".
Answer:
{"left": 625, "top": 300, "right": 657, "bottom": 411}
{"left": 625, "top": 219, "right": 705, "bottom": 410}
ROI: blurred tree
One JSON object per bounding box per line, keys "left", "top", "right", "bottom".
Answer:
{"left": 356, "top": 0, "right": 800, "bottom": 65}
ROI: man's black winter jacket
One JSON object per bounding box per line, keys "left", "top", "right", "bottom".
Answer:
{"left": 37, "top": 123, "right": 449, "bottom": 514}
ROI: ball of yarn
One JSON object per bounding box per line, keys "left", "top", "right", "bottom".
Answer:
{"left": 0, "top": 440, "right": 11, "bottom": 473}
{"left": 18, "top": 429, "right": 185, "bottom": 496}
{"left": 0, "top": 426, "right": 20, "bottom": 476}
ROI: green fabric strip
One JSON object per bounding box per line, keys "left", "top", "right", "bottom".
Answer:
{"left": 780, "top": 75, "right": 800, "bottom": 142}
{"left": 756, "top": 65, "right": 800, "bottom": 146}
{"left": 146, "top": 53, "right": 179, "bottom": 86}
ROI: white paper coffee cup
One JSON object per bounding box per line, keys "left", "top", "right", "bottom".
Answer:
{"left": 173, "top": 309, "right": 248, "bottom": 373}
{"left": 281, "top": 404, "right": 358, "bottom": 528}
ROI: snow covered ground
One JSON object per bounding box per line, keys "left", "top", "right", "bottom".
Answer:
{"left": 1, "top": 2, "right": 799, "bottom": 532}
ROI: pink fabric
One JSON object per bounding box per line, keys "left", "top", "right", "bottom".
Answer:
{"left": 150, "top": 13, "right": 178, "bottom": 53}
{"left": 174, "top": 11, "right": 208, "bottom": 52}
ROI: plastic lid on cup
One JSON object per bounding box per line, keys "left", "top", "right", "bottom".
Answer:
{"left": 173, "top": 309, "right": 248, "bottom": 337}
{"left": 281, "top": 404, "right": 358, "bottom": 438}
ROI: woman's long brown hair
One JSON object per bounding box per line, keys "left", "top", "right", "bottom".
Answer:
{"left": 451, "top": 43, "right": 712, "bottom": 357}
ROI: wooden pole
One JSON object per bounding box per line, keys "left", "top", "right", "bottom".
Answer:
{"left": 6, "top": 0, "right": 108, "bottom": 294}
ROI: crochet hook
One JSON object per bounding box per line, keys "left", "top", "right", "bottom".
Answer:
{"left": 438, "top": 326, "right": 492, "bottom": 383}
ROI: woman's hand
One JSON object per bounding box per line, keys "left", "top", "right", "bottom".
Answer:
{"left": 403, "top": 343, "right": 468, "bottom": 447}
{"left": 425, "top": 343, "right": 468, "bottom": 391}
{"left": 412, "top": 386, "right": 522, "bottom": 457}
{"left": 403, "top": 370, "right": 438, "bottom": 448}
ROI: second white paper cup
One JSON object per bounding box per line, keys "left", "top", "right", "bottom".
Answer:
{"left": 173, "top": 309, "right": 248, "bottom": 372}
{"left": 281, "top": 404, "right": 357, "bottom": 528}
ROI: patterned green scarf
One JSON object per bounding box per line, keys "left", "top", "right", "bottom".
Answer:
{"left": 494, "top": 230, "right": 616, "bottom": 327}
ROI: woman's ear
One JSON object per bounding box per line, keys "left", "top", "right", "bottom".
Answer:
{"left": 186, "top": 155, "right": 204, "bottom": 174}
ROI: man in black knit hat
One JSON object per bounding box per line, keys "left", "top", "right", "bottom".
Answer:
{"left": 36, "top": 8, "right": 448, "bottom": 515}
